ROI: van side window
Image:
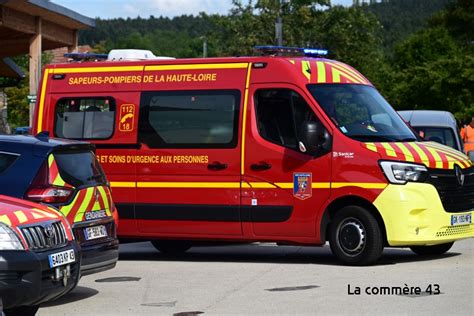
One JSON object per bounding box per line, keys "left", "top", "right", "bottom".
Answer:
{"left": 139, "top": 90, "right": 240, "bottom": 148}
{"left": 55, "top": 97, "right": 115, "bottom": 139}
{"left": 255, "top": 89, "right": 321, "bottom": 151}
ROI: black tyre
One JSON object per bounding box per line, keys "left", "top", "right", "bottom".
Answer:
{"left": 329, "top": 206, "right": 384, "bottom": 266}
{"left": 410, "top": 242, "right": 454, "bottom": 256}
{"left": 151, "top": 240, "right": 192, "bottom": 254}
{"left": 5, "top": 305, "right": 40, "bottom": 316}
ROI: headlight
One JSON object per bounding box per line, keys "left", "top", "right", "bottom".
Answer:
{"left": 0, "top": 223, "right": 24, "bottom": 250}
{"left": 380, "top": 161, "right": 428, "bottom": 184}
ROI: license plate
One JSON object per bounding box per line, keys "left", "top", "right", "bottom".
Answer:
{"left": 84, "top": 225, "right": 107, "bottom": 240}
{"left": 451, "top": 213, "right": 472, "bottom": 226}
{"left": 48, "top": 249, "right": 75, "bottom": 268}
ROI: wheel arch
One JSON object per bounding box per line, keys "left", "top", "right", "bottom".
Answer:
{"left": 319, "top": 195, "right": 388, "bottom": 245}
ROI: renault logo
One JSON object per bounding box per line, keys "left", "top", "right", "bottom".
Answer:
{"left": 454, "top": 165, "right": 465, "bottom": 186}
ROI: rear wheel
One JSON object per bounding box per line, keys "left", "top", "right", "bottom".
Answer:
{"left": 151, "top": 240, "right": 192, "bottom": 254}
{"left": 410, "top": 242, "right": 454, "bottom": 255}
{"left": 329, "top": 206, "right": 384, "bottom": 266}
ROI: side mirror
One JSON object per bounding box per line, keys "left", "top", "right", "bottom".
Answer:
{"left": 299, "top": 121, "right": 331, "bottom": 156}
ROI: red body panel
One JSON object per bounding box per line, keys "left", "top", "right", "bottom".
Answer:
{"left": 34, "top": 56, "right": 390, "bottom": 245}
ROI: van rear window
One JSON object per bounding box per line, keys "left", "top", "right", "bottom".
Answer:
{"left": 55, "top": 97, "right": 115, "bottom": 139}
{"left": 54, "top": 151, "right": 107, "bottom": 187}
{"left": 139, "top": 90, "right": 240, "bottom": 148}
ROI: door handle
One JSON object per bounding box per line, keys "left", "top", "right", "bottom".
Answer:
{"left": 207, "top": 161, "right": 228, "bottom": 171}
{"left": 250, "top": 162, "right": 272, "bottom": 171}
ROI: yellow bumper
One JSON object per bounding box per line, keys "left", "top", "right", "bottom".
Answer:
{"left": 373, "top": 183, "right": 474, "bottom": 246}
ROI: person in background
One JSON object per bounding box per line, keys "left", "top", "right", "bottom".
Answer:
{"left": 461, "top": 116, "right": 474, "bottom": 156}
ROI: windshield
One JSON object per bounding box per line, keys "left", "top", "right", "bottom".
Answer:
{"left": 307, "top": 84, "right": 417, "bottom": 142}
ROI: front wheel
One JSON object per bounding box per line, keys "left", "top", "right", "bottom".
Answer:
{"left": 410, "top": 242, "right": 454, "bottom": 256}
{"left": 151, "top": 240, "right": 192, "bottom": 255}
{"left": 329, "top": 206, "right": 384, "bottom": 266}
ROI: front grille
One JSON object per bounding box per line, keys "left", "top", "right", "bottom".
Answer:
{"left": 20, "top": 221, "right": 68, "bottom": 251}
{"left": 425, "top": 166, "right": 474, "bottom": 213}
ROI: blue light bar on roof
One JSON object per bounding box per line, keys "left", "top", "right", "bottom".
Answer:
{"left": 64, "top": 53, "right": 108, "bottom": 61}
{"left": 303, "top": 48, "right": 329, "bottom": 57}
{"left": 254, "top": 46, "right": 329, "bottom": 57}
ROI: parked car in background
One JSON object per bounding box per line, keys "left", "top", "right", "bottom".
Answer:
{"left": 0, "top": 195, "right": 80, "bottom": 315}
{"left": 398, "top": 110, "right": 464, "bottom": 152}
{"left": 0, "top": 134, "right": 118, "bottom": 276}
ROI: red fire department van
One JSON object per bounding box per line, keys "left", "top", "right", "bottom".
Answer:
{"left": 33, "top": 47, "right": 473, "bottom": 265}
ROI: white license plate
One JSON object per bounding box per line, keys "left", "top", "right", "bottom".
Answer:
{"left": 451, "top": 213, "right": 472, "bottom": 226}
{"left": 48, "top": 249, "right": 75, "bottom": 268}
{"left": 84, "top": 225, "right": 107, "bottom": 240}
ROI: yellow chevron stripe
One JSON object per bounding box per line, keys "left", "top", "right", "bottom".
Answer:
{"left": 381, "top": 143, "right": 397, "bottom": 157}
{"left": 331, "top": 62, "right": 368, "bottom": 84}
{"left": 302, "top": 60, "right": 311, "bottom": 81}
{"left": 31, "top": 212, "right": 45, "bottom": 219}
{"left": 424, "top": 143, "right": 469, "bottom": 162}
{"left": 396, "top": 143, "right": 414, "bottom": 162}
{"left": 407, "top": 143, "right": 430, "bottom": 166}
{"left": 331, "top": 66, "right": 363, "bottom": 84}
{"left": 0, "top": 215, "right": 11, "bottom": 226}
{"left": 424, "top": 147, "right": 443, "bottom": 169}
{"left": 74, "top": 188, "right": 94, "bottom": 222}
{"left": 48, "top": 154, "right": 54, "bottom": 168}
{"left": 316, "top": 61, "right": 326, "bottom": 83}
{"left": 422, "top": 143, "right": 470, "bottom": 168}
{"left": 288, "top": 60, "right": 295, "bottom": 64}
{"left": 31, "top": 209, "right": 56, "bottom": 219}
{"left": 365, "top": 142, "right": 378, "bottom": 153}
{"left": 14, "top": 211, "right": 27, "bottom": 223}
{"left": 97, "top": 186, "right": 111, "bottom": 215}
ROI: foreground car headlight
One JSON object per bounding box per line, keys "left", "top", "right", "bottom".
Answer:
{"left": 0, "top": 223, "right": 24, "bottom": 250}
{"left": 380, "top": 161, "right": 428, "bottom": 184}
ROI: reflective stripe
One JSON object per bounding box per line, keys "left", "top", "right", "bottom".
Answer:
{"left": 97, "top": 186, "right": 111, "bottom": 215}
{"left": 145, "top": 63, "right": 249, "bottom": 71}
{"left": 52, "top": 66, "right": 143, "bottom": 73}
{"left": 31, "top": 208, "right": 57, "bottom": 219}
{"left": 137, "top": 182, "right": 240, "bottom": 188}
{"left": 0, "top": 215, "right": 12, "bottom": 226}
{"left": 74, "top": 187, "right": 94, "bottom": 222}
{"left": 332, "top": 182, "right": 387, "bottom": 189}
{"left": 365, "top": 142, "right": 377, "bottom": 153}
{"left": 241, "top": 63, "right": 252, "bottom": 175}
{"left": 407, "top": 143, "right": 430, "bottom": 166}
{"left": 36, "top": 69, "right": 50, "bottom": 133}
{"left": 395, "top": 143, "right": 415, "bottom": 162}
{"left": 110, "top": 181, "right": 136, "bottom": 188}
{"left": 14, "top": 211, "right": 27, "bottom": 223}
{"left": 301, "top": 60, "right": 311, "bottom": 81}
{"left": 381, "top": 143, "right": 397, "bottom": 157}
{"left": 31, "top": 212, "right": 45, "bottom": 219}
{"left": 316, "top": 61, "right": 326, "bottom": 83}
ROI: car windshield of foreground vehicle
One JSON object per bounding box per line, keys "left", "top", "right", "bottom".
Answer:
{"left": 308, "top": 84, "right": 417, "bottom": 142}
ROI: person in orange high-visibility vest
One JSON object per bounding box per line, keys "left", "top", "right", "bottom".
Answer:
{"left": 461, "top": 117, "right": 474, "bottom": 154}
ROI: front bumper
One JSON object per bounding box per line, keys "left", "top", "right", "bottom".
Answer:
{"left": 73, "top": 217, "right": 119, "bottom": 276}
{"left": 373, "top": 183, "right": 474, "bottom": 246}
{"left": 0, "top": 241, "right": 80, "bottom": 310}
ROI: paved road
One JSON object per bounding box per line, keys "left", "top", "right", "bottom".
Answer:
{"left": 39, "top": 239, "right": 473, "bottom": 315}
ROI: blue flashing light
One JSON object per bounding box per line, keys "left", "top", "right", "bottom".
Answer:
{"left": 303, "top": 48, "right": 329, "bottom": 57}
{"left": 64, "top": 53, "right": 108, "bottom": 61}
{"left": 254, "top": 46, "right": 329, "bottom": 57}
